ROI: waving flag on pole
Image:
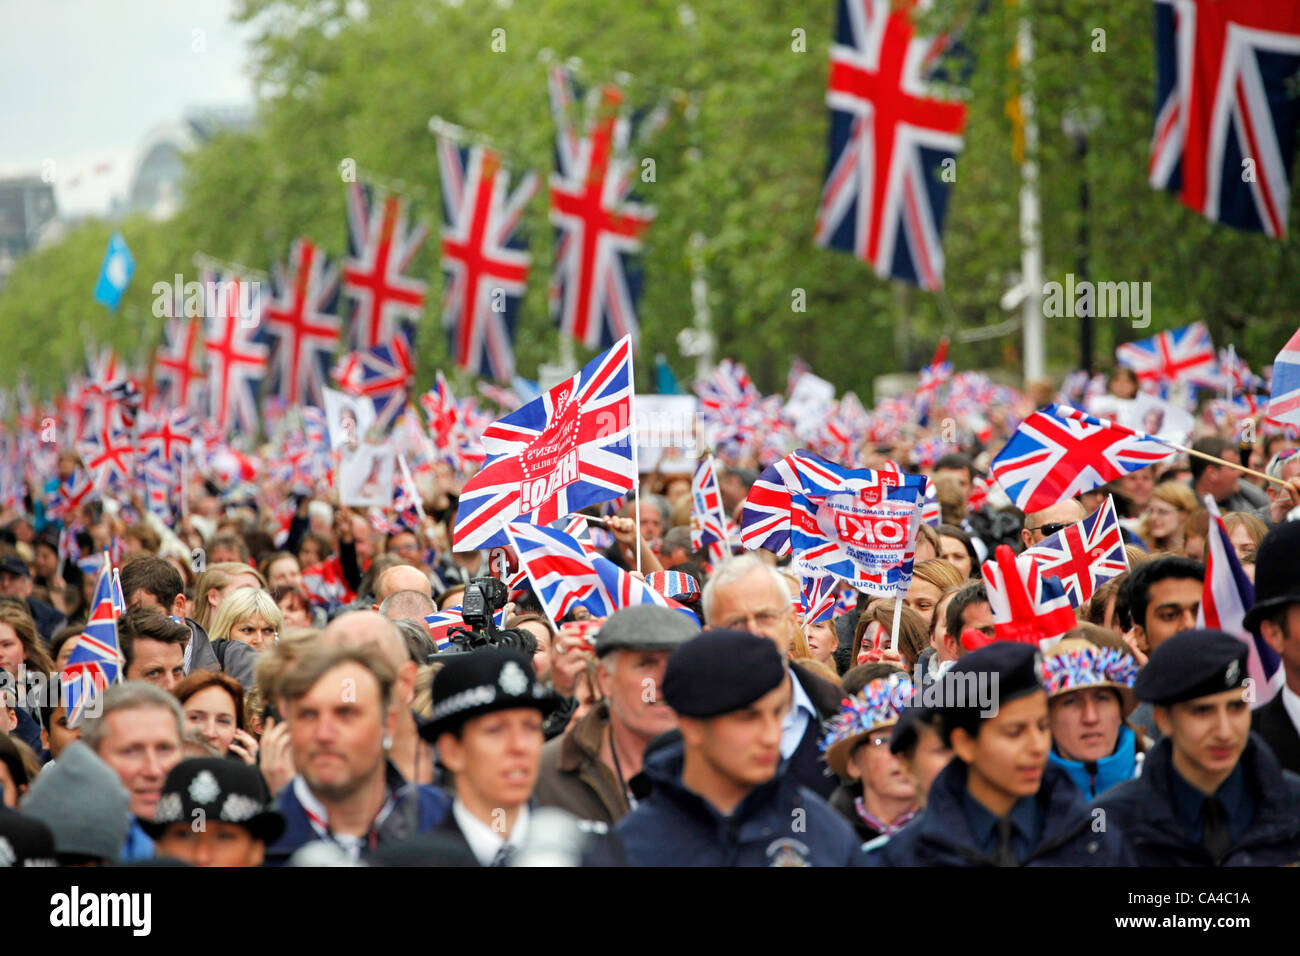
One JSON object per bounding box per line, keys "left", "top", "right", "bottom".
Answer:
{"left": 547, "top": 65, "right": 656, "bottom": 350}
{"left": 342, "top": 182, "right": 430, "bottom": 349}
{"left": 689, "top": 454, "right": 728, "bottom": 551}
{"left": 265, "top": 238, "right": 342, "bottom": 407}
{"left": 1199, "top": 496, "right": 1283, "bottom": 708}
{"left": 990, "top": 404, "right": 1174, "bottom": 513}
{"left": 1115, "top": 322, "right": 1217, "bottom": 386}
{"left": 814, "top": 0, "right": 970, "bottom": 290}
{"left": 153, "top": 316, "right": 206, "bottom": 414}
{"left": 1023, "top": 496, "right": 1129, "bottom": 607}
{"left": 1266, "top": 325, "right": 1300, "bottom": 428}
{"left": 505, "top": 522, "right": 605, "bottom": 622}
{"left": 436, "top": 134, "right": 539, "bottom": 382}
{"left": 914, "top": 338, "right": 951, "bottom": 425}
{"left": 590, "top": 552, "right": 697, "bottom": 622}
{"left": 331, "top": 335, "right": 414, "bottom": 430}
{"left": 1149, "top": 0, "right": 1300, "bottom": 238}
{"left": 203, "top": 272, "right": 269, "bottom": 438}
{"left": 800, "top": 574, "right": 839, "bottom": 624}
{"left": 62, "top": 560, "right": 124, "bottom": 728}
{"left": 453, "top": 335, "right": 637, "bottom": 551}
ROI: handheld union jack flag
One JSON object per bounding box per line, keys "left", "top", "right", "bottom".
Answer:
{"left": 265, "top": 238, "right": 342, "bottom": 407}
{"left": 589, "top": 552, "right": 696, "bottom": 623}
{"left": 1267, "top": 325, "right": 1300, "bottom": 428}
{"left": 302, "top": 557, "right": 356, "bottom": 614}
{"left": 801, "top": 574, "right": 839, "bottom": 624}
{"left": 48, "top": 467, "right": 97, "bottom": 523}
{"left": 1022, "top": 495, "right": 1129, "bottom": 608}
{"left": 914, "top": 338, "right": 951, "bottom": 425}
{"left": 342, "top": 182, "right": 430, "bottom": 349}
{"left": 203, "top": 272, "right": 269, "bottom": 438}
{"left": 689, "top": 455, "right": 728, "bottom": 552}
{"left": 437, "top": 135, "right": 539, "bottom": 382}
{"left": 547, "top": 66, "right": 656, "bottom": 350}
{"left": 1150, "top": 0, "right": 1300, "bottom": 238}
{"left": 75, "top": 415, "right": 135, "bottom": 495}
{"left": 970, "top": 544, "right": 1077, "bottom": 650}
{"left": 152, "top": 315, "right": 206, "bottom": 415}
{"left": 506, "top": 522, "right": 605, "bottom": 623}
{"left": 990, "top": 405, "right": 1174, "bottom": 513}
{"left": 453, "top": 335, "right": 637, "bottom": 551}
{"left": 1115, "top": 322, "right": 1217, "bottom": 387}
{"left": 815, "top": 0, "right": 969, "bottom": 290}
{"left": 331, "top": 335, "right": 414, "bottom": 430}
{"left": 62, "top": 561, "right": 124, "bottom": 728}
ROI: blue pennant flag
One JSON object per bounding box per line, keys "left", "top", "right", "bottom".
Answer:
{"left": 93, "top": 232, "right": 135, "bottom": 310}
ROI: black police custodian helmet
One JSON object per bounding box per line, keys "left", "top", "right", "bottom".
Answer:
{"left": 141, "top": 758, "right": 284, "bottom": 843}
{"left": 1242, "top": 521, "right": 1300, "bottom": 636}
{"left": 421, "top": 646, "right": 560, "bottom": 742}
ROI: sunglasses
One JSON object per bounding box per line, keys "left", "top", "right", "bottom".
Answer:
{"left": 1028, "top": 522, "right": 1068, "bottom": 537}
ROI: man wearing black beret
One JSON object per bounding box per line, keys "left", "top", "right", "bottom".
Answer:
{"left": 876, "top": 642, "right": 1132, "bottom": 866}
{"left": 615, "top": 630, "right": 867, "bottom": 866}
{"left": 1245, "top": 521, "right": 1300, "bottom": 774}
{"left": 1093, "top": 629, "right": 1300, "bottom": 865}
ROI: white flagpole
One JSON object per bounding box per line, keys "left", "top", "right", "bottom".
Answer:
{"left": 627, "top": 337, "right": 643, "bottom": 575}
{"left": 709, "top": 453, "right": 730, "bottom": 554}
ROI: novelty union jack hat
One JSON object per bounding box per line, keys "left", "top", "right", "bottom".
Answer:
{"left": 820, "top": 673, "right": 915, "bottom": 779}
{"left": 1040, "top": 638, "right": 1139, "bottom": 717}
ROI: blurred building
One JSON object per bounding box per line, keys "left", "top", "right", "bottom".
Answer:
{"left": 0, "top": 177, "right": 60, "bottom": 292}
{"left": 126, "top": 105, "right": 256, "bottom": 219}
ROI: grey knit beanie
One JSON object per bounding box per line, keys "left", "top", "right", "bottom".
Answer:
{"left": 21, "top": 741, "right": 129, "bottom": 862}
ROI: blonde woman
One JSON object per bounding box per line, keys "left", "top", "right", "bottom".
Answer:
{"left": 1137, "top": 482, "right": 1201, "bottom": 552}
{"left": 191, "top": 562, "right": 267, "bottom": 631}
{"left": 207, "top": 587, "right": 283, "bottom": 691}
{"left": 902, "top": 558, "right": 965, "bottom": 628}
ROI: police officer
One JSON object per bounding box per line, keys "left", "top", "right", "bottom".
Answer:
{"left": 1245, "top": 521, "right": 1300, "bottom": 774}
{"left": 615, "top": 630, "right": 867, "bottom": 866}
{"left": 1093, "top": 629, "right": 1300, "bottom": 866}
{"left": 875, "top": 642, "right": 1132, "bottom": 866}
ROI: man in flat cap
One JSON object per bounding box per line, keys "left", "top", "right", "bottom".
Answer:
{"left": 145, "top": 758, "right": 285, "bottom": 867}
{"left": 1245, "top": 521, "right": 1300, "bottom": 774}
{"left": 876, "top": 642, "right": 1132, "bottom": 866}
{"left": 535, "top": 605, "right": 697, "bottom": 825}
{"left": 1094, "top": 629, "right": 1300, "bottom": 865}
{"left": 615, "top": 630, "right": 866, "bottom": 866}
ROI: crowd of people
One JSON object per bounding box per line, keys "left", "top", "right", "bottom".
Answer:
{"left": 2, "top": 364, "right": 1300, "bottom": 868}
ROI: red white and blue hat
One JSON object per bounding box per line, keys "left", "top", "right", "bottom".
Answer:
{"left": 820, "top": 672, "right": 915, "bottom": 779}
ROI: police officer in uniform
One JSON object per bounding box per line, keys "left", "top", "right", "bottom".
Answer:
{"left": 1093, "top": 629, "right": 1300, "bottom": 866}
{"left": 616, "top": 630, "right": 867, "bottom": 866}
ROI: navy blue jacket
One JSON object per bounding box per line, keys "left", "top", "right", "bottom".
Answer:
{"left": 874, "top": 759, "right": 1133, "bottom": 866}
{"left": 615, "top": 740, "right": 868, "bottom": 866}
{"left": 1092, "top": 733, "right": 1300, "bottom": 867}
{"left": 265, "top": 763, "right": 450, "bottom": 866}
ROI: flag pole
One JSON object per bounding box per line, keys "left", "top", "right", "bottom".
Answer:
{"left": 889, "top": 597, "right": 903, "bottom": 654}
{"left": 1161, "top": 440, "right": 1290, "bottom": 489}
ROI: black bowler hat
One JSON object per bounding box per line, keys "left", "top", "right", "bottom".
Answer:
{"left": 1243, "top": 521, "right": 1300, "bottom": 635}
{"left": 1133, "top": 629, "right": 1249, "bottom": 706}
{"left": 421, "top": 647, "right": 560, "bottom": 741}
{"left": 141, "top": 758, "right": 284, "bottom": 843}
{"left": 662, "top": 629, "right": 787, "bottom": 719}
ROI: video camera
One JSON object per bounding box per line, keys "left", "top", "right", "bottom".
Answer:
{"left": 442, "top": 576, "right": 537, "bottom": 657}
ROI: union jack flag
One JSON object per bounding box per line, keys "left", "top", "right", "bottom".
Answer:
{"left": 790, "top": 481, "right": 922, "bottom": 595}
{"left": 689, "top": 455, "right": 728, "bottom": 551}
{"left": 505, "top": 522, "right": 605, "bottom": 622}
{"left": 696, "top": 359, "right": 764, "bottom": 450}
{"left": 437, "top": 136, "right": 539, "bottom": 382}
{"left": 331, "top": 335, "right": 414, "bottom": 430}
{"left": 152, "top": 316, "right": 206, "bottom": 415}
{"left": 342, "top": 182, "right": 430, "bottom": 349}
{"left": 1150, "top": 0, "right": 1300, "bottom": 238}
{"left": 590, "top": 552, "right": 696, "bottom": 622}
{"left": 815, "top": 0, "right": 969, "bottom": 290}
{"left": 302, "top": 557, "right": 356, "bottom": 614}
{"left": 547, "top": 66, "right": 656, "bottom": 350}
{"left": 990, "top": 405, "right": 1174, "bottom": 513}
{"left": 915, "top": 338, "right": 951, "bottom": 424}
{"left": 48, "top": 467, "right": 97, "bottom": 522}
{"left": 76, "top": 416, "right": 135, "bottom": 494}
{"left": 62, "top": 561, "right": 124, "bottom": 728}
{"left": 452, "top": 335, "right": 637, "bottom": 551}
{"left": 972, "top": 544, "right": 1077, "bottom": 650}
{"left": 646, "top": 571, "right": 700, "bottom": 603}
{"left": 202, "top": 272, "right": 269, "bottom": 438}
{"left": 1115, "top": 322, "right": 1217, "bottom": 386}
{"left": 1216, "top": 347, "right": 1266, "bottom": 394}
{"left": 1022, "top": 495, "right": 1129, "bottom": 608}
{"left": 265, "top": 238, "right": 342, "bottom": 407}
{"left": 424, "top": 608, "right": 465, "bottom": 651}
{"left": 1267, "top": 325, "right": 1300, "bottom": 427}
{"left": 801, "top": 574, "right": 839, "bottom": 624}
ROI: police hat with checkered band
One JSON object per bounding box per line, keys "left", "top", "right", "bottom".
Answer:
{"left": 140, "top": 758, "right": 285, "bottom": 843}
{"left": 421, "top": 647, "right": 561, "bottom": 742}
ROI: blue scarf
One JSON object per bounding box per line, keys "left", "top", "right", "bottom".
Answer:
{"left": 1048, "top": 724, "right": 1139, "bottom": 800}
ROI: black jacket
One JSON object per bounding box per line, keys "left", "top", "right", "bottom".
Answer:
{"left": 1093, "top": 733, "right": 1300, "bottom": 866}
{"left": 26, "top": 596, "right": 65, "bottom": 643}
{"left": 616, "top": 739, "right": 867, "bottom": 866}
{"left": 428, "top": 802, "right": 624, "bottom": 867}
{"left": 185, "top": 618, "right": 221, "bottom": 675}
{"left": 787, "top": 661, "right": 844, "bottom": 800}
{"left": 829, "top": 784, "right": 880, "bottom": 842}
{"left": 1251, "top": 692, "right": 1300, "bottom": 776}
{"left": 876, "top": 759, "right": 1134, "bottom": 866}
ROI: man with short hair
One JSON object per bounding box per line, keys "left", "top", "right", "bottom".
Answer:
{"left": 616, "top": 630, "right": 866, "bottom": 865}
{"left": 535, "top": 605, "right": 697, "bottom": 823}
{"left": 119, "top": 608, "right": 191, "bottom": 692}
{"left": 1094, "top": 629, "right": 1300, "bottom": 865}
{"left": 38, "top": 677, "right": 79, "bottom": 761}
{"left": 1190, "top": 436, "right": 1269, "bottom": 515}
{"left": 208, "top": 533, "right": 251, "bottom": 565}
{"left": 944, "top": 581, "right": 993, "bottom": 655}
{"left": 120, "top": 554, "right": 220, "bottom": 673}
{"left": 702, "top": 554, "right": 842, "bottom": 798}
{"left": 79, "top": 681, "right": 185, "bottom": 861}
{"left": 265, "top": 643, "right": 449, "bottom": 864}
{"left": 1125, "top": 556, "right": 1204, "bottom": 655}
{"left": 145, "top": 758, "right": 285, "bottom": 867}
{"left": 658, "top": 527, "right": 696, "bottom": 568}
{"left": 377, "top": 588, "right": 436, "bottom": 622}
{"left": 1020, "top": 498, "right": 1085, "bottom": 550}
{"left": 371, "top": 563, "right": 433, "bottom": 608}
{"left": 1244, "top": 522, "right": 1300, "bottom": 774}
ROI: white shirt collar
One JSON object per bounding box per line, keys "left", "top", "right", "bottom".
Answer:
{"left": 452, "top": 799, "right": 530, "bottom": 867}
{"left": 788, "top": 668, "right": 816, "bottom": 719}
{"left": 1282, "top": 685, "right": 1300, "bottom": 738}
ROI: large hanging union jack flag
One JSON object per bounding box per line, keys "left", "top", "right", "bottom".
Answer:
{"left": 453, "top": 335, "right": 637, "bottom": 551}
{"left": 152, "top": 315, "right": 205, "bottom": 415}
{"left": 990, "top": 405, "right": 1175, "bottom": 513}
{"left": 1149, "top": 0, "right": 1300, "bottom": 238}
{"left": 548, "top": 66, "right": 656, "bottom": 350}
{"left": 1115, "top": 321, "right": 1217, "bottom": 386}
{"left": 815, "top": 0, "right": 969, "bottom": 290}
{"left": 437, "top": 136, "right": 539, "bottom": 383}
{"left": 342, "top": 182, "right": 430, "bottom": 349}
{"left": 203, "top": 271, "right": 269, "bottom": 438}
{"left": 1022, "top": 495, "right": 1129, "bottom": 607}
{"left": 265, "top": 237, "right": 342, "bottom": 407}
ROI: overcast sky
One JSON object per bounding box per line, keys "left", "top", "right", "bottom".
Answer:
{"left": 1, "top": 0, "right": 255, "bottom": 216}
